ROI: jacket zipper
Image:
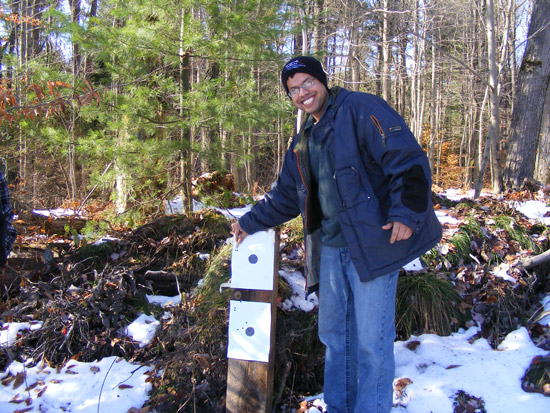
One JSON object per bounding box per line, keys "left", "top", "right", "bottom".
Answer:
{"left": 370, "top": 114, "right": 387, "bottom": 147}
{"left": 293, "top": 148, "right": 310, "bottom": 290}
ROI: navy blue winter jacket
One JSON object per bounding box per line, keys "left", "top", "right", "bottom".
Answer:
{"left": 239, "top": 87, "right": 442, "bottom": 290}
{"left": 1, "top": 170, "right": 16, "bottom": 267}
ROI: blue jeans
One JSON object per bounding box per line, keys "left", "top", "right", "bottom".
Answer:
{"left": 318, "top": 245, "right": 399, "bottom": 413}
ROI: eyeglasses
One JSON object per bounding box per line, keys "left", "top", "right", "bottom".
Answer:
{"left": 287, "top": 77, "right": 316, "bottom": 99}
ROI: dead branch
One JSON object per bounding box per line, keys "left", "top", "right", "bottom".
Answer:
{"left": 519, "top": 248, "right": 550, "bottom": 269}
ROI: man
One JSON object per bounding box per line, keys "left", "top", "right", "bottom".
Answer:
{"left": 1, "top": 169, "right": 16, "bottom": 268}
{"left": 231, "top": 56, "right": 441, "bottom": 412}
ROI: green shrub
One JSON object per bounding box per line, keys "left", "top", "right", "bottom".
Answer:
{"left": 281, "top": 216, "right": 304, "bottom": 247}
{"left": 494, "top": 215, "right": 541, "bottom": 252}
{"left": 445, "top": 217, "right": 484, "bottom": 267}
{"left": 396, "top": 272, "right": 468, "bottom": 339}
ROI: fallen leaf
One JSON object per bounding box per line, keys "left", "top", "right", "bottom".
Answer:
{"left": 296, "top": 400, "right": 308, "bottom": 413}
{"left": 118, "top": 384, "right": 133, "bottom": 390}
{"left": 25, "top": 382, "right": 38, "bottom": 391}
{"left": 193, "top": 354, "right": 211, "bottom": 371}
{"left": 394, "top": 377, "right": 413, "bottom": 390}
{"left": 406, "top": 340, "right": 421, "bottom": 351}
{"left": 9, "top": 394, "right": 24, "bottom": 404}
{"left": 2, "top": 375, "right": 15, "bottom": 386}
{"left": 13, "top": 372, "right": 26, "bottom": 390}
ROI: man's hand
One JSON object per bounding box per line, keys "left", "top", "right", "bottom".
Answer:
{"left": 231, "top": 221, "right": 249, "bottom": 245}
{"left": 382, "top": 221, "right": 413, "bottom": 244}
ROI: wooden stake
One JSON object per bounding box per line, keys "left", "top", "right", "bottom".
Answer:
{"left": 226, "top": 229, "right": 279, "bottom": 413}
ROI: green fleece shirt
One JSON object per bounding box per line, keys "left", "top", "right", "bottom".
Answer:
{"left": 304, "top": 97, "right": 347, "bottom": 247}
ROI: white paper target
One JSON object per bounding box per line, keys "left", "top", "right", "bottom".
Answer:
{"left": 231, "top": 229, "right": 276, "bottom": 291}
{"left": 227, "top": 300, "right": 272, "bottom": 362}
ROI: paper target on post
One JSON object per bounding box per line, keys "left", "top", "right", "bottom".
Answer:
{"left": 231, "top": 229, "right": 275, "bottom": 291}
{"left": 227, "top": 300, "right": 272, "bottom": 362}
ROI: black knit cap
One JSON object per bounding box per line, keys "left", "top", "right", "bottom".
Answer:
{"left": 281, "top": 56, "right": 328, "bottom": 94}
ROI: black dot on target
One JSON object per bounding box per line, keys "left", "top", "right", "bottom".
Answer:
{"left": 245, "top": 327, "right": 255, "bottom": 336}
{"left": 248, "top": 254, "right": 258, "bottom": 264}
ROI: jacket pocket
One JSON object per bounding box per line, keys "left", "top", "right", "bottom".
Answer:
{"left": 334, "top": 166, "right": 375, "bottom": 210}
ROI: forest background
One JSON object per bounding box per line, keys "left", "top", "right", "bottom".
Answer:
{"left": 1, "top": 0, "right": 550, "bottom": 221}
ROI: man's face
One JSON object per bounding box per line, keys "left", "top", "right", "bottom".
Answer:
{"left": 286, "top": 72, "right": 329, "bottom": 122}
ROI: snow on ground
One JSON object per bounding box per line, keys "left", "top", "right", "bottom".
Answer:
{"left": 439, "top": 187, "right": 550, "bottom": 226}
{"left": 514, "top": 199, "right": 550, "bottom": 225}
{"left": 279, "top": 269, "right": 318, "bottom": 312}
{"left": 122, "top": 314, "right": 161, "bottom": 348}
{"left": 439, "top": 188, "right": 493, "bottom": 201}
{"left": 392, "top": 327, "right": 548, "bottom": 413}
{"left": 32, "top": 208, "right": 83, "bottom": 218}
{"left": 279, "top": 267, "right": 550, "bottom": 413}
{"left": 0, "top": 356, "right": 152, "bottom": 412}
{"left": 0, "top": 322, "right": 42, "bottom": 347}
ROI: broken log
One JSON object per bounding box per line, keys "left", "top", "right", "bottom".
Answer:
{"left": 133, "top": 269, "right": 183, "bottom": 296}
{"left": 32, "top": 214, "right": 87, "bottom": 235}
{"left": 519, "top": 248, "right": 550, "bottom": 269}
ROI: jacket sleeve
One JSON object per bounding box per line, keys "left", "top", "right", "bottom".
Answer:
{"left": 238, "top": 145, "right": 301, "bottom": 235}
{"left": 347, "top": 95, "right": 433, "bottom": 231}
{"left": 0, "top": 172, "right": 16, "bottom": 266}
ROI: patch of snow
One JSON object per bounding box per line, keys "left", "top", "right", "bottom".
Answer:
{"left": 165, "top": 195, "right": 253, "bottom": 220}
{"left": 279, "top": 269, "right": 318, "bottom": 312}
{"left": 491, "top": 263, "right": 516, "bottom": 283}
{"left": 122, "top": 314, "right": 160, "bottom": 348}
{"left": 197, "top": 252, "right": 210, "bottom": 260}
{"left": 440, "top": 188, "right": 491, "bottom": 201}
{"left": 0, "top": 321, "right": 43, "bottom": 347}
{"left": 435, "top": 210, "right": 461, "bottom": 225}
{"left": 146, "top": 294, "right": 182, "bottom": 308}
{"left": 513, "top": 200, "right": 550, "bottom": 225}
{"left": 92, "top": 236, "right": 120, "bottom": 245}
{"left": 33, "top": 208, "right": 82, "bottom": 218}
{"left": 0, "top": 357, "right": 152, "bottom": 412}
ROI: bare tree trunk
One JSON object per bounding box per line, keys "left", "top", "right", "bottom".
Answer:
{"left": 347, "top": 2, "right": 361, "bottom": 91}
{"left": 503, "top": 0, "right": 550, "bottom": 189}
{"left": 535, "top": 84, "right": 550, "bottom": 184}
{"left": 475, "top": 0, "right": 503, "bottom": 197}
{"left": 508, "top": 1, "right": 517, "bottom": 114}
{"left": 114, "top": 116, "right": 129, "bottom": 215}
{"left": 381, "top": 0, "right": 392, "bottom": 103}
{"left": 428, "top": 40, "right": 437, "bottom": 173}
{"left": 84, "top": 0, "right": 98, "bottom": 77}
{"left": 66, "top": 0, "right": 82, "bottom": 201}
{"left": 410, "top": 0, "right": 425, "bottom": 142}
{"left": 396, "top": 31, "right": 407, "bottom": 114}
{"left": 312, "top": 0, "right": 325, "bottom": 53}
{"left": 179, "top": 8, "right": 192, "bottom": 214}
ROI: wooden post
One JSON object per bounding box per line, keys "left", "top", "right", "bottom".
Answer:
{"left": 226, "top": 229, "right": 280, "bottom": 413}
